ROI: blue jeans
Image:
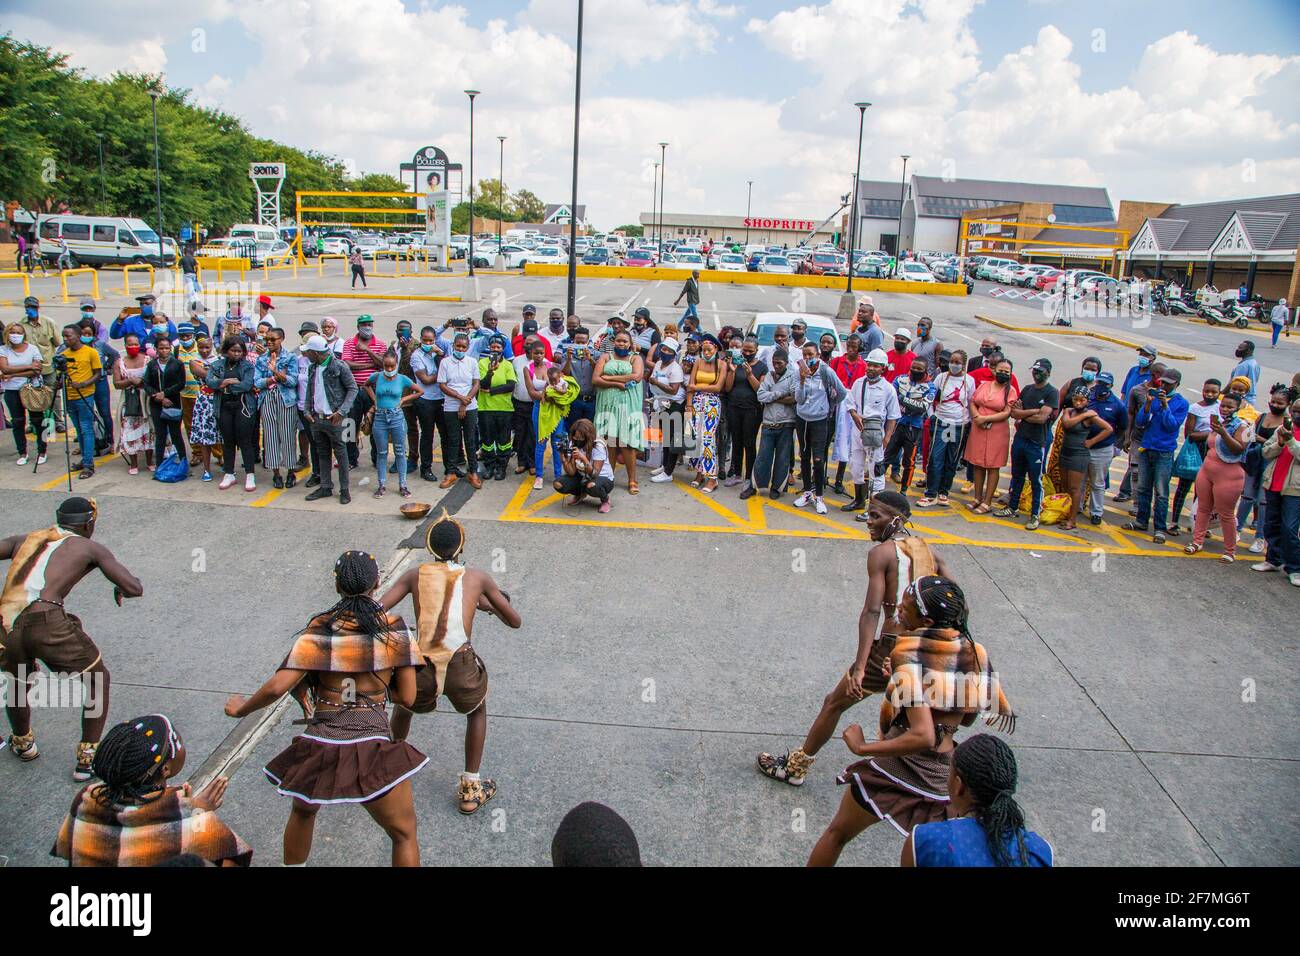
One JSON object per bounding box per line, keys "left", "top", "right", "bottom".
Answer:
{"left": 67, "top": 394, "right": 96, "bottom": 466}
{"left": 1272, "top": 323, "right": 1283, "bottom": 346}
{"left": 532, "top": 403, "right": 566, "bottom": 479}
{"left": 371, "top": 407, "right": 407, "bottom": 487}
{"left": 567, "top": 397, "right": 596, "bottom": 429}
{"left": 925, "top": 420, "right": 968, "bottom": 497}
{"left": 1006, "top": 433, "right": 1046, "bottom": 515}
{"left": 1134, "top": 447, "right": 1175, "bottom": 532}
{"left": 1262, "top": 489, "right": 1300, "bottom": 573}
{"left": 754, "top": 423, "right": 794, "bottom": 492}
{"left": 680, "top": 302, "right": 699, "bottom": 322}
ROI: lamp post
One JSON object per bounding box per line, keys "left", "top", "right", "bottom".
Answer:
{"left": 745, "top": 179, "right": 753, "bottom": 245}
{"left": 656, "top": 141, "right": 668, "bottom": 261}
{"left": 148, "top": 88, "right": 165, "bottom": 262}
{"left": 651, "top": 161, "right": 659, "bottom": 243}
{"left": 497, "top": 135, "right": 506, "bottom": 251}
{"left": 844, "top": 101, "right": 871, "bottom": 296}
{"left": 893, "top": 154, "right": 909, "bottom": 276}
{"left": 465, "top": 89, "right": 479, "bottom": 277}
{"left": 566, "top": 0, "right": 584, "bottom": 315}
{"left": 96, "top": 133, "right": 106, "bottom": 215}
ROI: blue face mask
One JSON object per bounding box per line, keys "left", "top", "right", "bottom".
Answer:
{"left": 141, "top": 305, "right": 154, "bottom": 318}
{"left": 81, "top": 310, "right": 95, "bottom": 322}
{"left": 614, "top": 346, "right": 632, "bottom": 358}
{"left": 1137, "top": 356, "right": 1150, "bottom": 368}
{"left": 80, "top": 335, "right": 94, "bottom": 345}
{"left": 1082, "top": 370, "right": 1096, "bottom": 382}
{"left": 25, "top": 307, "right": 38, "bottom": 319}
{"left": 421, "top": 344, "right": 434, "bottom": 353}
{"left": 452, "top": 349, "right": 467, "bottom": 360}
{"left": 153, "top": 323, "right": 168, "bottom": 334}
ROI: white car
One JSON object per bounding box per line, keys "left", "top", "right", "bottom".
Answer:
{"left": 354, "top": 237, "right": 385, "bottom": 259}
{"left": 714, "top": 253, "right": 747, "bottom": 272}
{"left": 746, "top": 312, "right": 843, "bottom": 359}
{"left": 758, "top": 255, "right": 794, "bottom": 274}
{"left": 673, "top": 252, "right": 708, "bottom": 270}
{"left": 995, "top": 264, "right": 1027, "bottom": 284}
{"left": 897, "top": 261, "right": 937, "bottom": 283}
{"left": 318, "top": 237, "right": 352, "bottom": 256}
{"left": 519, "top": 246, "right": 566, "bottom": 266}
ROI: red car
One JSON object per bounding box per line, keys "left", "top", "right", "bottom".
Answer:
{"left": 624, "top": 249, "right": 655, "bottom": 267}
{"left": 798, "top": 252, "right": 846, "bottom": 276}
{"left": 1033, "top": 269, "right": 1063, "bottom": 291}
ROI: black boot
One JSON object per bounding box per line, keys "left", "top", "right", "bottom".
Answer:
{"left": 840, "top": 484, "right": 867, "bottom": 513}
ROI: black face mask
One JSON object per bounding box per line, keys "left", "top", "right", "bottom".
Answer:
{"left": 980, "top": 346, "right": 994, "bottom": 357}
{"left": 1033, "top": 370, "right": 1048, "bottom": 383}
{"left": 910, "top": 371, "right": 925, "bottom": 382}
{"left": 994, "top": 371, "right": 1011, "bottom": 384}
{"left": 894, "top": 340, "right": 908, "bottom": 352}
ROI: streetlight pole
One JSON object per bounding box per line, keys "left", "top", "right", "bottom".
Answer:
{"left": 893, "top": 154, "right": 909, "bottom": 276}
{"left": 497, "top": 135, "right": 506, "bottom": 252}
{"left": 745, "top": 180, "right": 753, "bottom": 246}
{"left": 464, "top": 90, "right": 480, "bottom": 279}
{"left": 96, "top": 133, "right": 106, "bottom": 215}
{"left": 149, "top": 89, "right": 165, "bottom": 262}
{"left": 566, "top": 0, "right": 584, "bottom": 315}
{"left": 651, "top": 162, "right": 659, "bottom": 243}
{"left": 844, "top": 101, "right": 870, "bottom": 296}
{"left": 656, "top": 141, "right": 668, "bottom": 261}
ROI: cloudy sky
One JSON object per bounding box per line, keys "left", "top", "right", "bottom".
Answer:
{"left": 7, "top": 0, "right": 1300, "bottom": 228}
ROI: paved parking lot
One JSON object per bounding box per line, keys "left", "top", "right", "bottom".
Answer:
{"left": 1, "top": 270, "right": 1296, "bottom": 866}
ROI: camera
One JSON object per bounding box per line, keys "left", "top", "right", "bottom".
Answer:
{"left": 556, "top": 438, "right": 573, "bottom": 457}
{"left": 52, "top": 353, "right": 69, "bottom": 373}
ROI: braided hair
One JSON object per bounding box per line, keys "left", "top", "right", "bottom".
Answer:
{"left": 91, "top": 714, "right": 181, "bottom": 807}
{"left": 952, "top": 734, "right": 1029, "bottom": 866}
{"left": 313, "top": 550, "right": 395, "bottom": 644}
{"left": 913, "top": 575, "right": 972, "bottom": 641}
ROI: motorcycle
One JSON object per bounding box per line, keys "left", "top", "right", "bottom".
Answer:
{"left": 1201, "top": 302, "right": 1249, "bottom": 329}
{"left": 1165, "top": 294, "right": 1199, "bottom": 316}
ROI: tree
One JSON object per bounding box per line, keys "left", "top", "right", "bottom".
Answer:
{"left": 510, "top": 188, "right": 545, "bottom": 223}
{"left": 614, "top": 224, "right": 644, "bottom": 237}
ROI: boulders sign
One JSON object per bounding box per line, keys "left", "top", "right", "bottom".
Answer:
{"left": 744, "top": 218, "right": 816, "bottom": 230}
{"left": 413, "top": 146, "right": 449, "bottom": 192}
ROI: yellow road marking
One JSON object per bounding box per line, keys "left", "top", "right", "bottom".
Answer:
{"left": 249, "top": 466, "right": 313, "bottom": 508}
{"left": 35, "top": 453, "right": 117, "bottom": 491}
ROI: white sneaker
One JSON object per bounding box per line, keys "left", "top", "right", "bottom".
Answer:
{"left": 813, "top": 496, "right": 828, "bottom": 515}
{"left": 244, "top": 474, "right": 256, "bottom": 492}
{"left": 1249, "top": 538, "right": 1267, "bottom": 554}
{"left": 1290, "top": 573, "right": 1300, "bottom": 588}
{"left": 650, "top": 466, "right": 664, "bottom": 476}
{"left": 37, "top": 454, "right": 47, "bottom": 464}
{"left": 650, "top": 472, "right": 674, "bottom": 483}
{"left": 16, "top": 456, "right": 27, "bottom": 466}
{"left": 793, "top": 491, "right": 813, "bottom": 508}
{"left": 218, "top": 474, "right": 236, "bottom": 490}
{"left": 1251, "top": 561, "right": 1280, "bottom": 572}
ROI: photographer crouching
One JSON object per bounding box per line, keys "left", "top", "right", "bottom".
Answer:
{"left": 553, "top": 418, "right": 615, "bottom": 514}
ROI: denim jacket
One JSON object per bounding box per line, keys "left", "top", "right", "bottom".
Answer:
{"left": 254, "top": 349, "right": 300, "bottom": 408}
{"left": 204, "top": 357, "right": 256, "bottom": 419}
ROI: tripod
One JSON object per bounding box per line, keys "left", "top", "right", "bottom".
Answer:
{"left": 1049, "top": 289, "right": 1073, "bottom": 327}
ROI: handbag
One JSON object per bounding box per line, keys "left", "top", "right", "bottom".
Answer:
{"left": 1172, "top": 439, "right": 1204, "bottom": 481}
{"left": 153, "top": 452, "right": 189, "bottom": 482}
{"left": 19, "top": 381, "right": 54, "bottom": 413}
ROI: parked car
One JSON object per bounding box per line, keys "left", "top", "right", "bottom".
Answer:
{"left": 975, "top": 257, "right": 1018, "bottom": 281}
{"left": 1032, "top": 268, "right": 1064, "bottom": 290}
{"left": 746, "top": 312, "right": 843, "bottom": 359}
{"left": 800, "top": 252, "right": 846, "bottom": 276}
{"left": 624, "top": 249, "right": 656, "bottom": 268}
{"left": 758, "top": 255, "right": 794, "bottom": 274}
{"left": 36, "top": 214, "right": 176, "bottom": 267}
{"left": 519, "top": 246, "right": 566, "bottom": 267}
{"left": 582, "top": 247, "right": 610, "bottom": 265}
{"left": 897, "top": 261, "right": 937, "bottom": 283}
{"left": 673, "top": 252, "right": 707, "bottom": 270}
{"left": 714, "top": 253, "right": 747, "bottom": 272}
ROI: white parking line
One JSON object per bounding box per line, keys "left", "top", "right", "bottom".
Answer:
{"left": 756, "top": 285, "right": 767, "bottom": 295}
{"left": 576, "top": 295, "right": 586, "bottom": 303}
{"left": 777, "top": 303, "right": 787, "bottom": 312}
{"left": 1015, "top": 332, "right": 1077, "bottom": 353}
{"left": 617, "top": 288, "right": 640, "bottom": 316}
{"left": 711, "top": 301, "right": 720, "bottom": 331}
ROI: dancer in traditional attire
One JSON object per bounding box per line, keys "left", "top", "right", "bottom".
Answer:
{"left": 809, "top": 575, "right": 1016, "bottom": 866}
{"left": 53, "top": 713, "right": 251, "bottom": 867}
{"left": 380, "top": 510, "right": 521, "bottom": 815}
{"left": 224, "top": 551, "right": 426, "bottom": 866}
{"left": 758, "top": 491, "right": 947, "bottom": 787}
{"left": 1, "top": 498, "right": 142, "bottom": 779}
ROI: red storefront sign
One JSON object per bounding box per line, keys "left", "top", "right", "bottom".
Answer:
{"left": 743, "top": 218, "right": 817, "bottom": 231}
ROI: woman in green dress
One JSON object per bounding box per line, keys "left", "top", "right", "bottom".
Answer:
{"left": 593, "top": 329, "right": 645, "bottom": 494}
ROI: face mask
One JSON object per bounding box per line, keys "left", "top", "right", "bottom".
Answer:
{"left": 806, "top": 358, "right": 819, "bottom": 370}
{"left": 180, "top": 336, "right": 194, "bottom": 346}
{"left": 894, "top": 340, "right": 908, "bottom": 352}
{"left": 551, "top": 319, "right": 565, "bottom": 331}
{"left": 152, "top": 324, "right": 167, "bottom": 335}
{"left": 141, "top": 305, "right": 154, "bottom": 317}
{"left": 1137, "top": 356, "right": 1150, "bottom": 368}
{"left": 421, "top": 343, "right": 434, "bottom": 353}
{"left": 916, "top": 328, "right": 928, "bottom": 339}
{"left": 81, "top": 310, "right": 95, "bottom": 322}
{"left": 452, "top": 349, "right": 467, "bottom": 360}
{"left": 126, "top": 345, "right": 141, "bottom": 357}
{"left": 79, "top": 335, "right": 94, "bottom": 345}
{"left": 383, "top": 369, "right": 397, "bottom": 378}
{"left": 1082, "top": 370, "right": 1096, "bottom": 382}
{"left": 358, "top": 329, "right": 372, "bottom": 340}
{"left": 995, "top": 371, "right": 1011, "bottom": 384}
{"left": 949, "top": 363, "right": 963, "bottom": 375}
{"left": 1033, "top": 369, "right": 1048, "bottom": 383}
{"left": 910, "top": 371, "right": 925, "bottom": 382}
{"left": 1268, "top": 404, "right": 1286, "bottom": 415}
{"left": 614, "top": 347, "right": 632, "bottom": 358}
{"left": 25, "top": 307, "right": 38, "bottom": 319}
{"left": 397, "top": 329, "right": 411, "bottom": 341}
{"left": 980, "top": 346, "right": 993, "bottom": 357}
{"left": 8, "top": 333, "right": 23, "bottom": 345}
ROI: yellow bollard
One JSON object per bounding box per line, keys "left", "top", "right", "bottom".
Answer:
{"left": 60, "top": 267, "right": 100, "bottom": 302}
{"left": 0, "top": 271, "right": 32, "bottom": 302}
{"left": 121, "top": 263, "right": 155, "bottom": 296}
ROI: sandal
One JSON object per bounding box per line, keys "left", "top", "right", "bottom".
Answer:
{"left": 627, "top": 480, "right": 639, "bottom": 495}
{"left": 1183, "top": 543, "right": 1201, "bottom": 554}
{"left": 373, "top": 486, "right": 386, "bottom": 499}
{"left": 285, "top": 470, "right": 297, "bottom": 488}
{"left": 457, "top": 777, "right": 498, "bottom": 815}
{"left": 702, "top": 479, "right": 717, "bottom": 494}
{"left": 399, "top": 486, "right": 412, "bottom": 498}
{"left": 972, "top": 503, "right": 991, "bottom": 514}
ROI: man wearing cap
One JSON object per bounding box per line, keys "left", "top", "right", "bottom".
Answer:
{"left": 254, "top": 293, "right": 277, "bottom": 329}
{"left": 597, "top": 314, "right": 630, "bottom": 356}
{"left": 302, "top": 334, "right": 359, "bottom": 505}
{"left": 0, "top": 497, "right": 143, "bottom": 779}
{"left": 882, "top": 328, "right": 915, "bottom": 385}
{"left": 341, "top": 315, "right": 388, "bottom": 470}
{"left": 674, "top": 270, "right": 701, "bottom": 322}
{"left": 110, "top": 294, "right": 175, "bottom": 346}
{"left": 787, "top": 318, "right": 811, "bottom": 360}
{"left": 540, "top": 308, "right": 568, "bottom": 352}
{"left": 834, "top": 348, "right": 900, "bottom": 516}
{"left": 560, "top": 326, "right": 598, "bottom": 427}
{"left": 511, "top": 304, "right": 538, "bottom": 341}
{"left": 1123, "top": 367, "right": 1189, "bottom": 543}
{"left": 1086, "top": 372, "right": 1128, "bottom": 525}
{"left": 77, "top": 298, "right": 109, "bottom": 344}
{"left": 295, "top": 321, "right": 321, "bottom": 480}
{"left": 995, "top": 358, "right": 1059, "bottom": 530}
{"left": 468, "top": 308, "right": 514, "bottom": 360}
{"left": 511, "top": 314, "right": 552, "bottom": 361}
{"left": 174, "top": 322, "right": 203, "bottom": 455}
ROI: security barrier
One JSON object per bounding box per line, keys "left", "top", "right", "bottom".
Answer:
{"left": 121, "top": 263, "right": 155, "bottom": 296}
{"left": 0, "top": 271, "right": 32, "bottom": 302}
{"left": 315, "top": 253, "right": 349, "bottom": 277}
{"left": 262, "top": 256, "right": 299, "bottom": 280}
{"left": 521, "top": 263, "right": 969, "bottom": 295}
{"left": 196, "top": 257, "right": 251, "bottom": 282}
{"left": 59, "top": 267, "right": 100, "bottom": 302}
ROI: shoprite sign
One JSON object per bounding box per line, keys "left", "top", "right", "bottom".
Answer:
{"left": 744, "top": 218, "right": 817, "bottom": 230}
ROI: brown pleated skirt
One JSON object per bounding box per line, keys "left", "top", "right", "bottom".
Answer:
{"left": 264, "top": 705, "right": 427, "bottom": 805}
{"left": 837, "top": 756, "right": 950, "bottom": 837}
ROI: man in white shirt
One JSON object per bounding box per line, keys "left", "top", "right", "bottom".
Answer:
{"left": 436, "top": 331, "right": 482, "bottom": 489}
{"left": 834, "top": 348, "right": 901, "bottom": 517}
{"left": 539, "top": 308, "right": 567, "bottom": 352}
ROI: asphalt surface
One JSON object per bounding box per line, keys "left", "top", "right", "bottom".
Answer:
{"left": 1, "top": 269, "right": 1297, "bottom": 867}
